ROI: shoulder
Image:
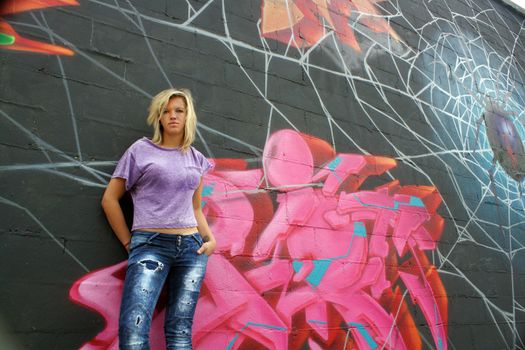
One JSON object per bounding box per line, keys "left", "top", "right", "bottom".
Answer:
{"left": 188, "top": 146, "right": 210, "bottom": 164}
{"left": 125, "top": 137, "right": 150, "bottom": 154}
{"left": 188, "top": 146, "right": 213, "bottom": 174}
{"left": 132, "top": 137, "right": 150, "bottom": 149}
{"left": 188, "top": 145, "right": 205, "bottom": 158}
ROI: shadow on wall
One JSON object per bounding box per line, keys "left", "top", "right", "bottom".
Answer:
{"left": 70, "top": 130, "right": 448, "bottom": 350}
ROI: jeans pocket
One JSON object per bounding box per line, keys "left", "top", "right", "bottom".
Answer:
{"left": 129, "top": 234, "right": 149, "bottom": 251}
{"left": 191, "top": 234, "right": 204, "bottom": 247}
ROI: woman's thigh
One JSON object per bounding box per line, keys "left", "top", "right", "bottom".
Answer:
{"left": 119, "top": 233, "right": 171, "bottom": 332}
{"left": 164, "top": 234, "right": 208, "bottom": 334}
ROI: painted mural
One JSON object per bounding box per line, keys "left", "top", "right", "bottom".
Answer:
{"left": 1, "top": 0, "right": 524, "bottom": 349}
{"left": 71, "top": 129, "right": 447, "bottom": 349}
{"left": 260, "top": 0, "right": 402, "bottom": 51}
{"left": 0, "top": 0, "right": 77, "bottom": 55}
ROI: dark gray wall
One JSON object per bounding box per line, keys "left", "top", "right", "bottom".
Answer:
{"left": 1, "top": 0, "right": 524, "bottom": 349}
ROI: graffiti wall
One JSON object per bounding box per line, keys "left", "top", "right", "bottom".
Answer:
{"left": 1, "top": 0, "right": 524, "bottom": 349}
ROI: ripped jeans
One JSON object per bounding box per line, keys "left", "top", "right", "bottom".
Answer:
{"left": 119, "top": 231, "right": 208, "bottom": 350}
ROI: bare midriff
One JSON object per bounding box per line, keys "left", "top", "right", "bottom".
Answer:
{"left": 138, "top": 227, "right": 198, "bottom": 235}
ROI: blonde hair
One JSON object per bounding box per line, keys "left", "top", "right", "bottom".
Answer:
{"left": 147, "top": 88, "right": 197, "bottom": 152}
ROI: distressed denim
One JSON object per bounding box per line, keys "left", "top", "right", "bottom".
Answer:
{"left": 119, "top": 231, "right": 208, "bottom": 350}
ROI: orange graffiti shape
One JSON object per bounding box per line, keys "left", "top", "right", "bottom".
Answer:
{"left": 260, "top": 0, "right": 401, "bottom": 51}
{"left": 0, "top": 0, "right": 78, "bottom": 55}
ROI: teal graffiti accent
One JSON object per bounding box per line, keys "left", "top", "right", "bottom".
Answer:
{"left": 409, "top": 196, "right": 425, "bottom": 207}
{"left": 0, "top": 33, "right": 15, "bottom": 46}
{"left": 226, "top": 334, "right": 240, "bottom": 350}
{"left": 351, "top": 194, "right": 425, "bottom": 210}
{"left": 305, "top": 259, "right": 331, "bottom": 286}
{"left": 226, "top": 322, "right": 288, "bottom": 350}
{"left": 348, "top": 322, "right": 378, "bottom": 349}
{"left": 201, "top": 182, "right": 216, "bottom": 208}
{"left": 292, "top": 222, "right": 366, "bottom": 286}
{"left": 308, "top": 319, "right": 378, "bottom": 349}
{"left": 434, "top": 302, "right": 444, "bottom": 350}
{"left": 307, "top": 319, "right": 328, "bottom": 324}
{"left": 327, "top": 156, "right": 342, "bottom": 170}
{"left": 354, "top": 221, "right": 367, "bottom": 237}
{"left": 327, "top": 156, "right": 343, "bottom": 182}
{"left": 292, "top": 260, "right": 303, "bottom": 273}
{"left": 202, "top": 183, "right": 215, "bottom": 196}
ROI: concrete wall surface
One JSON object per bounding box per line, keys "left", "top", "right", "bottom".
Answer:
{"left": 1, "top": 0, "right": 524, "bottom": 349}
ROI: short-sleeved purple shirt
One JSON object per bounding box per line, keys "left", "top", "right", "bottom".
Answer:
{"left": 112, "top": 137, "right": 212, "bottom": 231}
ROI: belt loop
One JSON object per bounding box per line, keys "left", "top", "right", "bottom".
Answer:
{"left": 147, "top": 232, "right": 161, "bottom": 244}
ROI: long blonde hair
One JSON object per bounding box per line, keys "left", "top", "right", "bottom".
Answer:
{"left": 146, "top": 88, "right": 197, "bottom": 152}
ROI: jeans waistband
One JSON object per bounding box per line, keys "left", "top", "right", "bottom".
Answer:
{"left": 132, "top": 230, "right": 200, "bottom": 241}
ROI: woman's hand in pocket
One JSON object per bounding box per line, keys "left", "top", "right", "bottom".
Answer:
{"left": 197, "top": 239, "right": 216, "bottom": 256}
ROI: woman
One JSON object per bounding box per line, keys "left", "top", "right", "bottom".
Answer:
{"left": 101, "top": 88, "right": 216, "bottom": 350}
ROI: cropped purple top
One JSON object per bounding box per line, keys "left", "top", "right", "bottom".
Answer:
{"left": 112, "top": 137, "right": 212, "bottom": 231}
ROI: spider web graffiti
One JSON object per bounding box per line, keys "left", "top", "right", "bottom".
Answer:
{"left": 1, "top": 0, "right": 525, "bottom": 349}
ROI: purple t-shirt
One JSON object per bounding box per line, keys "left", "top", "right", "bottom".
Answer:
{"left": 112, "top": 137, "right": 213, "bottom": 231}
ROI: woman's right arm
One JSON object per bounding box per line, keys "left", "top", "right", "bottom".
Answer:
{"left": 101, "top": 178, "right": 131, "bottom": 251}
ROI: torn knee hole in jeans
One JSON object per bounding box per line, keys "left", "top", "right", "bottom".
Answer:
{"left": 139, "top": 259, "right": 164, "bottom": 271}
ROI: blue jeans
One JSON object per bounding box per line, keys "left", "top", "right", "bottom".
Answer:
{"left": 119, "top": 231, "right": 208, "bottom": 350}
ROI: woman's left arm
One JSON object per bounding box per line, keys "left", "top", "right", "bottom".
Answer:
{"left": 193, "top": 178, "right": 216, "bottom": 256}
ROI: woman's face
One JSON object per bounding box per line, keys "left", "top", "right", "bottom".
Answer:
{"left": 159, "top": 96, "right": 187, "bottom": 138}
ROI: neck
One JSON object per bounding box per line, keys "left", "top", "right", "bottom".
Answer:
{"left": 161, "top": 133, "right": 183, "bottom": 148}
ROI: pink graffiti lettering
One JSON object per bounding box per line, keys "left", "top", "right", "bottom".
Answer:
{"left": 70, "top": 129, "right": 447, "bottom": 349}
